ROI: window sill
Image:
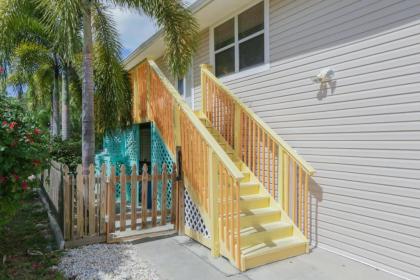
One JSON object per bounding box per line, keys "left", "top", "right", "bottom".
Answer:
{"left": 218, "top": 63, "right": 270, "bottom": 83}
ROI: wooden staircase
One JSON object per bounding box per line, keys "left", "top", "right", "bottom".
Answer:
{"left": 129, "top": 59, "right": 315, "bottom": 272}
{"left": 199, "top": 116, "right": 308, "bottom": 270}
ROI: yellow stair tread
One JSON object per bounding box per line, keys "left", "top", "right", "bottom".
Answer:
{"left": 240, "top": 181, "right": 259, "bottom": 187}
{"left": 241, "top": 236, "right": 306, "bottom": 257}
{"left": 240, "top": 207, "right": 279, "bottom": 217}
{"left": 240, "top": 193, "right": 269, "bottom": 201}
{"left": 240, "top": 221, "right": 292, "bottom": 236}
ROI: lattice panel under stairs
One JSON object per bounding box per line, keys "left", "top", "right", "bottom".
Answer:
{"left": 184, "top": 189, "right": 210, "bottom": 239}
{"left": 151, "top": 123, "right": 174, "bottom": 210}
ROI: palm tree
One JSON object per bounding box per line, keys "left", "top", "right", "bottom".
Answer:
{"left": 40, "top": 0, "right": 199, "bottom": 174}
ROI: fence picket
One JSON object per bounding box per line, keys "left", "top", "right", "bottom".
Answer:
{"left": 152, "top": 165, "right": 158, "bottom": 226}
{"left": 100, "top": 164, "right": 107, "bottom": 234}
{"left": 141, "top": 164, "right": 148, "bottom": 229}
{"left": 120, "top": 165, "right": 127, "bottom": 232}
{"left": 88, "top": 164, "right": 95, "bottom": 235}
{"left": 63, "top": 165, "right": 71, "bottom": 240}
{"left": 108, "top": 166, "right": 116, "bottom": 234}
{"left": 76, "top": 165, "right": 84, "bottom": 237}
{"left": 161, "top": 164, "right": 168, "bottom": 225}
{"left": 131, "top": 164, "right": 137, "bottom": 230}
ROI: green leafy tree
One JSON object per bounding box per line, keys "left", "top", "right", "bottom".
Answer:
{"left": 39, "top": 0, "right": 198, "bottom": 174}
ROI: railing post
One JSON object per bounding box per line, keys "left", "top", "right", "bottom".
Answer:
{"left": 201, "top": 64, "right": 212, "bottom": 114}
{"left": 208, "top": 149, "right": 220, "bottom": 257}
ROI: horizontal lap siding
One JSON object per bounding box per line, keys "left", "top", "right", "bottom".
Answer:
{"left": 193, "top": 0, "right": 420, "bottom": 279}
{"left": 193, "top": 28, "right": 209, "bottom": 110}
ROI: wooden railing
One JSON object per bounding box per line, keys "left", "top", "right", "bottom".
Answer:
{"left": 132, "top": 59, "right": 244, "bottom": 268}
{"left": 201, "top": 65, "right": 315, "bottom": 237}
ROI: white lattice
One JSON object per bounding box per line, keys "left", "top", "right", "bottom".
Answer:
{"left": 184, "top": 189, "right": 210, "bottom": 238}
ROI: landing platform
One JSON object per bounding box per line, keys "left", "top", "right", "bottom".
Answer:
{"left": 131, "top": 236, "right": 402, "bottom": 280}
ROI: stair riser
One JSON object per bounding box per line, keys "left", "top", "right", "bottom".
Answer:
{"left": 241, "top": 212, "right": 281, "bottom": 228}
{"left": 242, "top": 243, "right": 307, "bottom": 270}
{"left": 239, "top": 185, "right": 259, "bottom": 196}
{"left": 240, "top": 197, "right": 270, "bottom": 210}
{"left": 241, "top": 227, "right": 294, "bottom": 249}
{"left": 240, "top": 173, "right": 251, "bottom": 183}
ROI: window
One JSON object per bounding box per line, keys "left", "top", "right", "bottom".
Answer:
{"left": 177, "top": 78, "right": 184, "bottom": 95}
{"left": 213, "top": 1, "right": 267, "bottom": 77}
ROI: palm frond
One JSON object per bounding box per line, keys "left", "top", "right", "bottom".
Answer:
{"left": 111, "top": 0, "right": 199, "bottom": 77}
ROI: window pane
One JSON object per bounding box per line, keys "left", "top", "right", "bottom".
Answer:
{"left": 177, "top": 78, "right": 184, "bottom": 95}
{"left": 215, "top": 47, "right": 235, "bottom": 77}
{"left": 238, "top": 2, "right": 264, "bottom": 40}
{"left": 239, "top": 34, "right": 264, "bottom": 70}
{"left": 214, "top": 18, "right": 234, "bottom": 50}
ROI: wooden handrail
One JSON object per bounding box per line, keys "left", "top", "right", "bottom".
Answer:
{"left": 201, "top": 67, "right": 315, "bottom": 176}
{"left": 148, "top": 60, "right": 244, "bottom": 180}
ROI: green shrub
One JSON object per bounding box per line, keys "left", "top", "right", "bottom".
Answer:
{"left": 0, "top": 96, "right": 49, "bottom": 197}
{"left": 50, "top": 137, "right": 82, "bottom": 172}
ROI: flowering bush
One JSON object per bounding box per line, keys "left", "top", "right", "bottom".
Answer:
{"left": 0, "top": 96, "right": 49, "bottom": 197}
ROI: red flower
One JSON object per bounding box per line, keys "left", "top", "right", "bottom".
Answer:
{"left": 34, "top": 128, "right": 41, "bottom": 135}
{"left": 33, "top": 159, "right": 41, "bottom": 166}
{"left": 1, "top": 121, "right": 7, "bottom": 127}
{"left": 21, "top": 181, "right": 28, "bottom": 191}
{"left": 9, "top": 121, "right": 17, "bottom": 129}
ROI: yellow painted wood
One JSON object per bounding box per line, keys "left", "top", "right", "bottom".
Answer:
{"left": 234, "top": 103, "right": 241, "bottom": 157}
{"left": 208, "top": 150, "right": 220, "bottom": 257}
{"left": 201, "top": 67, "right": 315, "bottom": 176}
{"left": 283, "top": 153, "right": 289, "bottom": 215}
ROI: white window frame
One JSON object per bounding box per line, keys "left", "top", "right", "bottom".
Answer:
{"left": 209, "top": 0, "right": 270, "bottom": 81}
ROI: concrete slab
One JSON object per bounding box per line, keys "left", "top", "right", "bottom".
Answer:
{"left": 131, "top": 236, "right": 403, "bottom": 280}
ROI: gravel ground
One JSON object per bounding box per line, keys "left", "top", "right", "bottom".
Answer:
{"left": 56, "top": 244, "right": 160, "bottom": 280}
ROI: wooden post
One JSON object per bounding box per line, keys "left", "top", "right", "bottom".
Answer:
{"left": 161, "top": 164, "right": 168, "bottom": 225}
{"left": 201, "top": 64, "right": 212, "bottom": 113}
{"left": 76, "top": 165, "right": 84, "bottom": 238}
{"left": 120, "top": 165, "right": 127, "bottom": 232}
{"left": 63, "top": 165, "right": 71, "bottom": 240}
{"left": 208, "top": 149, "right": 220, "bottom": 257}
{"left": 141, "top": 164, "right": 148, "bottom": 229}
{"left": 176, "top": 147, "right": 185, "bottom": 235}
{"left": 170, "top": 164, "right": 177, "bottom": 224}
{"left": 131, "top": 164, "right": 137, "bottom": 230}
{"left": 277, "top": 146, "right": 284, "bottom": 206}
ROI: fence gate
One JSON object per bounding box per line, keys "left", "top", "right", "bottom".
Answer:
{"left": 54, "top": 162, "right": 183, "bottom": 248}
{"left": 106, "top": 162, "right": 182, "bottom": 243}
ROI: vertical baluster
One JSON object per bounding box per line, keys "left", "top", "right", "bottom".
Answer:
{"left": 299, "top": 166, "right": 303, "bottom": 230}
{"left": 262, "top": 133, "right": 266, "bottom": 189}
{"left": 235, "top": 179, "right": 241, "bottom": 268}
{"left": 252, "top": 121, "right": 256, "bottom": 173}
{"left": 230, "top": 176, "right": 234, "bottom": 260}
{"left": 292, "top": 160, "right": 297, "bottom": 223}
{"left": 271, "top": 140, "right": 276, "bottom": 198}
{"left": 304, "top": 173, "right": 309, "bottom": 237}
{"left": 131, "top": 164, "right": 137, "bottom": 230}
{"left": 257, "top": 126, "right": 260, "bottom": 180}
{"left": 283, "top": 153, "right": 289, "bottom": 214}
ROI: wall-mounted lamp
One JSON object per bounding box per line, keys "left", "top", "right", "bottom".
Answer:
{"left": 311, "top": 68, "right": 335, "bottom": 84}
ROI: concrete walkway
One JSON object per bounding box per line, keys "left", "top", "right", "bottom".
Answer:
{"left": 132, "top": 236, "right": 402, "bottom": 280}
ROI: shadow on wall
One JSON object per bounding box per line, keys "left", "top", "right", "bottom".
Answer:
{"left": 309, "top": 176, "right": 323, "bottom": 249}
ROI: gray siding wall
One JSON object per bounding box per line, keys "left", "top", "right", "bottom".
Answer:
{"left": 193, "top": 28, "right": 210, "bottom": 110}
{"left": 191, "top": 0, "right": 420, "bottom": 279}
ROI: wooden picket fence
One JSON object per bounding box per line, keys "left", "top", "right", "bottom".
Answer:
{"left": 43, "top": 161, "right": 181, "bottom": 247}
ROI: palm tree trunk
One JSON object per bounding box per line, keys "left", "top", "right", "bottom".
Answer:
{"left": 82, "top": 0, "right": 95, "bottom": 174}
{"left": 61, "top": 63, "right": 70, "bottom": 140}
{"left": 52, "top": 62, "right": 60, "bottom": 137}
